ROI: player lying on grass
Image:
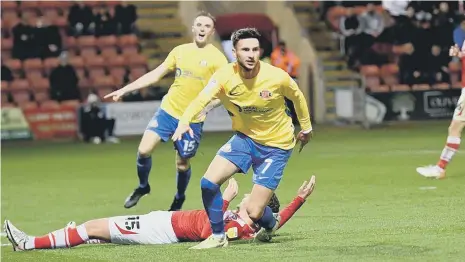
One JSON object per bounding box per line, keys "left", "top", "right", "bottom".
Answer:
{"left": 416, "top": 43, "right": 465, "bottom": 179}
{"left": 171, "top": 28, "right": 313, "bottom": 249}
{"left": 4, "top": 176, "right": 315, "bottom": 251}
{"left": 104, "top": 11, "right": 228, "bottom": 211}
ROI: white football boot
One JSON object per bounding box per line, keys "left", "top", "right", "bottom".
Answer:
{"left": 3, "top": 220, "right": 29, "bottom": 251}
{"left": 416, "top": 165, "right": 446, "bottom": 179}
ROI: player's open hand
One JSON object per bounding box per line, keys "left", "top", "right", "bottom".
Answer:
{"left": 223, "top": 178, "right": 239, "bottom": 202}
{"left": 449, "top": 44, "right": 462, "bottom": 57}
{"left": 297, "top": 130, "right": 313, "bottom": 153}
{"left": 104, "top": 89, "right": 126, "bottom": 102}
{"left": 171, "top": 123, "right": 194, "bottom": 141}
{"left": 297, "top": 175, "right": 316, "bottom": 200}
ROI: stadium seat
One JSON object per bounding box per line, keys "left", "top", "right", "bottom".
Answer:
{"left": 127, "top": 54, "right": 148, "bottom": 66}
{"left": 19, "top": 1, "right": 39, "bottom": 10}
{"left": 61, "top": 99, "right": 81, "bottom": 108}
{"left": 369, "top": 84, "right": 390, "bottom": 93}
{"left": 4, "top": 59, "right": 22, "bottom": 77}
{"left": 54, "top": 16, "right": 68, "bottom": 28}
{"left": 432, "top": 83, "right": 450, "bottom": 90}
{"left": 93, "top": 76, "right": 115, "bottom": 89}
{"left": 85, "top": 56, "right": 106, "bottom": 68}
{"left": 107, "top": 55, "right": 126, "bottom": 67}
{"left": 77, "top": 36, "right": 97, "bottom": 48}
{"left": 391, "top": 84, "right": 410, "bottom": 92}
{"left": 23, "top": 58, "right": 43, "bottom": 72}
{"left": 380, "top": 64, "right": 400, "bottom": 85}
{"left": 118, "top": 35, "right": 138, "bottom": 46}
{"left": 103, "top": 1, "right": 122, "bottom": 7}
{"left": 74, "top": 68, "right": 87, "bottom": 81}
{"left": 96, "top": 88, "right": 114, "bottom": 100}
{"left": 19, "top": 101, "right": 38, "bottom": 110}
{"left": 38, "top": 1, "right": 71, "bottom": 9}
{"left": 10, "top": 79, "right": 30, "bottom": 91}
{"left": 100, "top": 47, "right": 118, "bottom": 59}
{"left": 26, "top": 71, "right": 45, "bottom": 82}
{"left": 11, "top": 91, "right": 31, "bottom": 104}
{"left": 121, "top": 46, "right": 139, "bottom": 57}
{"left": 1, "top": 81, "right": 10, "bottom": 90}
{"left": 109, "top": 67, "right": 127, "bottom": 85}
{"left": 66, "top": 37, "right": 77, "bottom": 50}
{"left": 41, "top": 100, "right": 60, "bottom": 109}
{"left": 1, "top": 103, "right": 16, "bottom": 108}
{"left": 31, "top": 78, "right": 50, "bottom": 90}
{"left": 411, "top": 84, "right": 430, "bottom": 91}
{"left": 97, "top": 35, "right": 117, "bottom": 48}
{"left": 43, "top": 58, "right": 60, "bottom": 74}
{"left": 2, "top": 1, "right": 17, "bottom": 9}
{"left": 80, "top": 47, "right": 98, "bottom": 59}
{"left": 69, "top": 56, "right": 85, "bottom": 69}
{"left": 88, "top": 68, "right": 106, "bottom": 81}
{"left": 1, "top": 38, "right": 13, "bottom": 51}
{"left": 130, "top": 67, "right": 148, "bottom": 80}
{"left": 360, "top": 65, "right": 380, "bottom": 76}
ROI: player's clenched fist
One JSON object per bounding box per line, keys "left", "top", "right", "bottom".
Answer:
{"left": 297, "top": 129, "right": 313, "bottom": 153}
{"left": 171, "top": 123, "right": 194, "bottom": 141}
{"left": 297, "top": 175, "right": 316, "bottom": 199}
{"left": 104, "top": 89, "right": 126, "bottom": 102}
{"left": 449, "top": 44, "right": 463, "bottom": 57}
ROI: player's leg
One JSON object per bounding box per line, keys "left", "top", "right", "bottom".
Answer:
{"left": 190, "top": 135, "right": 252, "bottom": 249}
{"left": 247, "top": 144, "right": 293, "bottom": 242}
{"left": 169, "top": 122, "right": 203, "bottom": 211}
{"left": 4, "top": 219, "right": 94, "bottom": 251}
{"left": 417, "top": 90, "right": 465, "bottom": 179}
{"left": 125, "top": 109, "right": 175, "bottom": 208}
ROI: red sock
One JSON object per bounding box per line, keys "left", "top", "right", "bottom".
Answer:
{"left": 28, "top": 225, "right": 89, "bottom": 250}
{"left": 436, "top": 136, "right": 460, "bottom": 170}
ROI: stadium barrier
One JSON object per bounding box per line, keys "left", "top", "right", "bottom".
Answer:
{"left": 104, "top": 101, "right": 233, "bottom": 137}
{"left": 370, "top": 89, "right": 462, "bottom": 121}
{"left": 1, "top": 107, "right": 33, "bottom": 140}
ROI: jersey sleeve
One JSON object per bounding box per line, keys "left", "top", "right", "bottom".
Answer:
{"left": 281, "top": 76, "right": 313, "bottom": 132}
{"left": 163, "top": 47, "right": 177, "bottom": 71}
{"left": 278, "top": 196, "right": 306, "bottom": 229}
{"left": 179, "top": 72, "right": 225, "bottom": 124}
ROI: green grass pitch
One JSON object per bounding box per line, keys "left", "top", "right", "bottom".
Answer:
{"left": 1, "top": 121, "right": 464, "bottom": 262}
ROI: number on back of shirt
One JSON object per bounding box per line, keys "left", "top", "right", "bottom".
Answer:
{"left": 183, "top": 140, "right": 196, "bottom": 152}
{"left": 125, "top": 216, "right": 140, "bottom": 230}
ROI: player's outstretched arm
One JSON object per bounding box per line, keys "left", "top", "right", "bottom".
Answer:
{"left": 222, "top": 178, "right": 239, "bottom": 203}
{"left": 277, "top": 175, "right": 316, "bottom": 229}
{"left": 104, "top": 63, "right": 171, "bottom": 102}
{"left": 281, "top": 77, "right": 313, "bottom": 151}
{"left": 172, "top": 76, "right": 223, "bottom": 141}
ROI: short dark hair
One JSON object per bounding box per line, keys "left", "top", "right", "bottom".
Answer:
{"left": 231, "top": 28, "right": 261, "bottom": 47}
{"left": 195, "top": 10, "right": 216, "bottom": 26}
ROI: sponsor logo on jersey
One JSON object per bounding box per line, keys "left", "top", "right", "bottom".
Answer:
{"left": 259, "top": 90, "right": 272, "bottom": 99}
{"left": 114, "top": 223, "right": 138, "bottom": 235}
{"left": 199, "top": 60, "right": 208, "bottom": 67}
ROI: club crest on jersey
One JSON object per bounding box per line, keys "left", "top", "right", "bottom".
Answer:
{"left": 175, "top": 68, "right": 182, "bottom": 77}
{"left": 199, "top": 60, "right": 208, "bottom": 67}
{"left": 259, "top": 90, "right": 272, "bottom": 99}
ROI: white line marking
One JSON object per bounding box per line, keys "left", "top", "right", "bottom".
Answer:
{"left": 1, "top": 243, "right": 11, "bottom": 246}
{"left": 419, "top": 186, "right": 437, "bottom": 190}
{"left": 0, "top": 232, "right": 6, "bottom": 237}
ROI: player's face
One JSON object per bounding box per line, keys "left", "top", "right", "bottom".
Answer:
{"left": 192, "top": 16, "right": 215, "bottom": 46}
{"left": 233, "top": 38, "right": 260, "bottom": 71}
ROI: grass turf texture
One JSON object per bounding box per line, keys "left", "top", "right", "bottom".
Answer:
{"left": 1, "top": 121, "right": 464, "bottom": 262}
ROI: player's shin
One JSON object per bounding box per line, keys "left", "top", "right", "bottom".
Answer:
{"left": 137, "top": 152, "right": 152, "bottom": 188}
{"left": 200, "top": 177, "right": 225, "bottom": 239}
{"left": 27, "top": 224, "right": 89, "bottom": 250}
{"left": 436, "top": 136, "right": 461, "bottom": 170}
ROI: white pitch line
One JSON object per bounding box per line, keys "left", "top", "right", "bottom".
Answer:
{"left": 0, "top": 232, "right": 6, "bottom": 237}
{"left": 1, "top": 243, "right": 11, "bottom": 246}
{"left": 419, "top": 186, "right": 437, "bottom": 190}
{"left": 315, "top": 149, "right": 453, "bottom": 158}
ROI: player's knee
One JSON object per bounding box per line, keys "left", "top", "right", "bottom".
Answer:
{"left": 246, "top": 205, "right": 265, "bottom": 221}
{"left": 83, "top": 219, "right": 109, "bottom": 239}
{"left": 176, "top": 157, "right": 190, "bottom": 171}
{"left": 138, "top": 146, "right": 152, "bottom": 157}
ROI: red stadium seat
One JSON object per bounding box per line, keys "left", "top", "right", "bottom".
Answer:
{"left": 4, "top": 59, "right": 22, "bottom": 77}
{"left": 97, "top": 35, "right": 117, "bottom": 48}
{"left": 360, "top": 65, "right": 380, "bottom": 76}
{"left": 80, "top": 47, "right": 98, "bottom": 59}
{"left": 85, "top": 56, "right": 106, "bottom": 68}
{"left": 41, "top": 100, "right": 60, "bottom": 109}
{"left": 432, "top": 83, "right": 450, "bottom": 90}
{"left": 69, "top": 56, "right": 85, "bottom": 68}
{"left": 127, "top": 54, "right": 148, "bottom": 66}
{"left": 107, "top": 55, "right": 126, "bottom": 67}
{"left": 88, "top": 68, "right": 106, "bottom": 81}
{"left": 1, "top": 38, "right": 13, "bottom": 51}
{"left": 74, "top": 68, "right": 87, "bottom": 81}
{"left": 10, "top": 80, "right": 30, "bottom": 91}
{"left": 43, "top": 58, "right": 60, "bottom": 74}
{"left": 61, "top": 99, "right": 81, "bottom": 108}
{"left": 26, "top": 71, "right": 45, "bottom": 82}
{"left": 1, "top": 81, "right": 10, "bottom": 90}
{"left": 100, "top": 47, "right": 118, "bottom": 60}
{"left": 391, "top": 84, "right": 410, "bottom": 92}
{"left": 109, "top": 67, "right": 127, "bottom": 85}
{"left": 93, "top": 76, "right": 115, "bottom": 89}
{"left": 77, "top": 36, "right": 97, "bottom": 48}
{"left": 411, "top": 84, "right": 430, "bottom": 91}
{"left": 11, "top": 91, "right": 31, "bottom": 104}
{"left": 130, "top": 67, "right": 148, "bottom": 80}
{"left": 118, "top": 34, "right": 138, "bottom": 46}
{"left": 65, "top": 37, "right": 77, "bottom": 49}
{"left": 121, "top": 46, "right": 139, "bottom": 57}
{"left": 23, "top": 58, "right": 43, "bottom": 71}
{"left": 2, "top": 1, "right": 18, "bottom": 9}
{"left": 19, "top": 101, "right": 39, "bottom": 110}
{"left": 369, "top": 85, "right": 390, "bottom": 93}
{"left": 34, "top": 91, "right": 50, "bottom": 103}
{"left": 31, "top": 78, "right": 50, "bottom": 91}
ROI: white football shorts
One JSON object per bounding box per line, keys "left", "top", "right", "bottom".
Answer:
{"left": 453, "top": 88, "right": 465, "bottom": 122}
{"left": 108, "top": 211, "right": 178, "bottom": 245}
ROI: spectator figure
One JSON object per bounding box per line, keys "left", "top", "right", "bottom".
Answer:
{"left": 80, "top": 93, "right": 119, "bottom": 144}
{"left": 360, "top": 3, "right": 385, "bottom": 39}
{"left": 339, "top": 8, "right": 364, "bottom": 54}
{"left": 95, "top": 6, "right": 118, "bottom": 37}
{"left": 115, "top": 1, "right": 137, "bottom": 34}
{"left": 12, "top": 18, "right": 36, "bottom": 60}
{"left": 382, "top": 0, "right": 409, "bottom": 25}
{"left": 49, "top": 52, "right": 80, "bottom": 102}
{"left": 68, "top": 1, "right": 95, "bottom": 36}
{"left": 34, "top": 17, "right": 62, "bottom": 59}
{"left": 428, "top": 45, "right": 450, "bottom": 84}
{"left": 453, "top": 16, "right": 465, "bottom": 49}
{"left": 1, "top": 62, "right": 14, "bottom": 82}
{"left": 271, "top": 41, "right": 300, "bottom": 80}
